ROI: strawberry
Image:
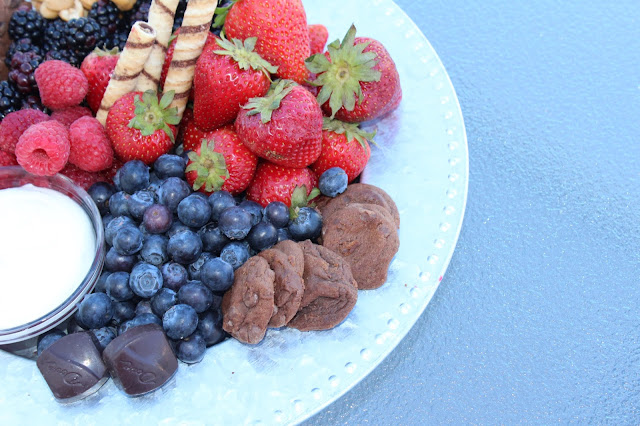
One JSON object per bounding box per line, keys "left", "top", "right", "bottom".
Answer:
{"left": 185, "top": 125, "right": 258, "bottom": 195}
{"left": 224, "top": 0, "right": 311, "bottom": 84}
{"left": 311, "top": 118, "right": 374, "bottom": 183}
{"left": 193, "top": 36, "right": 276, "bottom": 131}
{"left": 80, "top": 47, "right": 119, "bottom": 114}
{"left": 182, "top": 116, "right": 210, "bottom": 153}
{"left": 106, "top": 90, "right": 179, "bottom": 165}
{"left": 306, "top": 25, "right": 402, "bottom": 123}
{"left": 176, "top": 104, "right": 194, "bottom": 147}
{"left": 308, "top": 24, "right": 329, "bottom": 55}
{"left": 235, "top": 79, "right": 323, "bottom": 168}
{"left": 246, "top": 161, "right": 318, "bottom": 207}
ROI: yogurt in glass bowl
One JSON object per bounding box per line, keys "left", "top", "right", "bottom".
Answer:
{"left": 0, "top": 166, "right": 105, "bottom": 351}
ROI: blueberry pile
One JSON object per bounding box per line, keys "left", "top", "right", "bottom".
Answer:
{"left": 38, "top": 155, "right": 324, "bottom": 364}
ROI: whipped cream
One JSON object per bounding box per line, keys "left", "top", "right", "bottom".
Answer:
{"left": 0, "top": 184, "right": 96, "bottom": 330}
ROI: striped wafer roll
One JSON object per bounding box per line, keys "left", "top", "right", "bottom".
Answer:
{"left": 135, "top": 0, "right": 181, "bottom": 92}
{"left": 163, "top": 0, "right": 218, "bottom": 120}
{"left": 96, "top": 21, "right": 157, "bottom": 126}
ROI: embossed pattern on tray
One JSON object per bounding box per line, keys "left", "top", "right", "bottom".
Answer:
{"left": 0, "top": 0, "right": 468, "bottom": 424}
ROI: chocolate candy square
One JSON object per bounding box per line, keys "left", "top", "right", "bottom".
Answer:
{"left": 36, "top": 331, "right": 109, "bottom": 402}
{"left": 102, "top": 323, "right": 178, "bottom": 397}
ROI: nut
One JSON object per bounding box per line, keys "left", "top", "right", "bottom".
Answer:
{"left": 39, "top": 3, "right": 60, "bottom": 19}
{"left": 112, "top": 0, "right": 137, "bottom": 12}
{"left": 44, "top": 0, "right": 74, "bottom": 12}
{"left": 59, "top": 0, "right": 84, "bottom": 21}
{"left": 79, "top": 0, "right": 98, "bottom": 10}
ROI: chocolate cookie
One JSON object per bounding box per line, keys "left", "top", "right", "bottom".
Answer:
{"left": 316, "top": 183, "right": 400, "bottom": 228}
{"left": 321, "top": 202, "right": 399, "bottom": 290}
{"left": 258, "top": 247, "right": 305, "bottom": 328}
{"left": 273, "top": 239, "right": 304, "bottom": 276}
{"left": 221, "top": 256, "right": 275, "bottom": 344}
{"left": 288, "top": 240, "right": 358, "bottom": 332}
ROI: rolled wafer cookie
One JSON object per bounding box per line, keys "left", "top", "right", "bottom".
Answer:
{"left": 162, "top": 0, "right": 218, "bottom": 121}
{"left": 96, "top": 21, "right": 157, "bottom": 126}
{"left": 135, "top": 0, "right": 181, "bottom": 92}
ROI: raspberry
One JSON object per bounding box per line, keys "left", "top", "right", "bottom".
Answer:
{"left": 0, "top": 150, "right": 18, "bottom": 167}
{"left": 15, "top": 120, "right": 70, "bottom": 176}
{"left": 61, "top": 163, "right": 106, "bottom": 190}
{"left": 51, "top": 105, "right": 93, "bottom": 127}
{"left": 69, "top": 116, "right": 114, "bottom": 172}
{"left": 0, "top": 109, "right": 50, "bottom": 154}
{"left": 100, "top": 156, "right": 123, "bottom": 184}
{"left": 34, "top": 60, "right": 88, "bottom": 110}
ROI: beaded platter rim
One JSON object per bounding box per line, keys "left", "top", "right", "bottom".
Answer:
{"left": 0, "top": 0, "right": 468, "bottom": 424}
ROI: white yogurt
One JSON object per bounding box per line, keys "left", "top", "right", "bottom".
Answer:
{"left": 0, "top": 184, "right": 96, "bottom": 330}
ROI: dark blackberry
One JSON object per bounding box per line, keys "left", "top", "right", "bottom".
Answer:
{"left": 8, "top": 50, "right": 43, "bottom": 94}
{"left": 44, "top": 49, "right": 80, "bottom": 67}
{"left": 5, "top": 39, "right": 43, "bottom": 68}
{"left": 88, "top": 0, "right": 121, "bottom": 37}
{"left": 43, "top": 19, "right": 70, "bottom": 53}
{"left": 106, "top": 31, "right": 128, "bottom": 51}
{"left": 123, "top": 0, "right": 152, "bottom": 30}
{"left": 21, "top": 94, "right": 49, "bottom": 114}
{"left": 0, "top": 81, "right": 23, "bottom": 120}
{"left": 172, "top": 0, "right": 188, "bottom": 32}
{"left": 8, "top": 9, "right": 46, "bottom": 42}
{"left": 64, "top": 17, "right": 107, "bottom": 60}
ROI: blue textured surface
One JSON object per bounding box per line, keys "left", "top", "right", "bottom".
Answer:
{"left": 306, "top": 0, "right": 640, "bottom": 424}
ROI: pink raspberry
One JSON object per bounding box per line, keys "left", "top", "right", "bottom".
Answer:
{"left": 0, "top": 150, "right": 18, "bottom": 167}
{"left": 0, "top": 109, "right": 50, "bottom": 154}
{"left": 69, "top": 116, "right": 113, "bottom": 172}
{"left": 61, "top": 163, "right": 107, "bottom": 190}
{"left": 51, "top": 106, "right": 93, "bottom": 127}
{"left": 15, "top": 120, "right": 70, "bottom": 176}
{"left": 35, "top": 60, "right": 88, "bottom": 110}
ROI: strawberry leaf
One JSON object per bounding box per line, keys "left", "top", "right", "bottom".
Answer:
{"left": 128, "top": 90, "right": 178, "bottom": 143}
{"left": 243, "top": 79, "right": 296, "bottom": 123}
{"left": 214, "top": 36, "right": 278, "bottom": 75}
{"left": 322, "top": 117, "right": 376, "bottom": 150}
{"left": 185, "top": 139, "right": 230, "bottom": 192}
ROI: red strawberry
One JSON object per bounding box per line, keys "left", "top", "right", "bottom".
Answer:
{"left": 60, "top": 163, "right": 107, "bottom": 191}
{"left": 176, "top": 104, "right": 194, "bottom": 146}
{"left": 106, "top": 90, "right": 179, "bottom": 165}
{"left": 69, "top": 116, "right": 114, "bottom": 172}
{"left": 235, "top": 80, "right": 323, "bottom": 168}
{"left": 34, "top": 60, "right": 88, "bottom": 110}
{"left": 308, "top": 24, "right": 329, "bottom": 55}
{"left": 0, "top": 109, "right": 50, "bottom": 153}
{"left": 51, "top": 106, "right": 93, "bottom": 128}
{"left": 14, "top": 120, "right": 70, "bottom": 176}
{"left": 182, "top": 116, "right": 211, "bottom": 153}
{"left": 306, "top": 25, "right": 402, "bottom": 122}
{"left": 185, "top": 125, "right": 258, "bottom": 195}
{"left": 246, "top": 161, "right": 318, "bottom": 207}
{"left": 224, "top": 0, "right": 311, "bottom": 84}
{"left": 0, "top": 150, "right": 18, "bottom": 167}
{"left": 310, "top": 118, "right": 373, "bottom": 183}
{"left": 80, "top": 47, "right": 119, "bottom": 114}
{"left": 193, "top": 36, "right": 276, "bottom": 131}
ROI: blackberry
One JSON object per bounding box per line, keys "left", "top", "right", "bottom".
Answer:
{"left": 103, "top": 31, "right": 128, "bottom": 51}
{"left": 8, "top": 9, "right": 46, "bottom": 42}
{"left": 0, "top": 81, "right": 22, "bottom": 120}
{"left": 21, "top": 95, "right": 49, "bottom": 115}
{"left": 5, "top": 39, "right": 43, "bottom": 68}
{"left": 88, "top": 0, "right": 120, "bottom": 37}
{"left": 123, "top": 0, "right": 152, "bottom": 30}
{"left": 173, "top": 0, "right": 188, "bottom": 32}
{"left": 64, "top": 17, "right": 107, "bottom": 60}
{"left": 8, "top": 50, "right": 43, "bottom": 95}
{"left": 44, "top": 19, "right": 69, "bottom": 53}
{"left": 44, "top": 49, "right": 80, "bottom": 67}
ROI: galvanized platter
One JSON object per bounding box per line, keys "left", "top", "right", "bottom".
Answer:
{"left": 0, "top": 0, "right": 468, "bottom": 424}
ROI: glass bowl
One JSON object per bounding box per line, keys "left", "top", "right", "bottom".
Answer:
{"left": 0, "top": 166, "right": 105, "bottom": 348}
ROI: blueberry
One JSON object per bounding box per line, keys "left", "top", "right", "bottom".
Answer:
{"left": 220, "top": 241, "right": 250, "bottom": 270}
{"left": 104, "top": 247, "right": 137, "bottom": 272}
{"left": 277, "top": 227, "right": 292, "bottom": 243}
{"left": 166, "top": 218, "right": 193, "bottom": 237}
{"left": 118, "top": 160, "right": 150, "bottom": 194}
{"left": 263, "top": 201, "right": 290, "bottom": 228}
{"left": 175, "top": 331, "right": 206, "bottom": 364}
{"left": 90, "top": 327, "right": 116, "bottom": 353}
{"left": 319, "top": 167, "right": 348, "bottom": 197}
{"left": 67, "top": 316, "right": 87, "bottom": 334}
{"left": 105, "top": 215, "right": 135, "bottom": 245}
{"left": 197, "top": 309, "right": 226, "bottom": 346}
{"left": 129, "top": 262, "right": 163, "bottom": 298}
{"left": 135, "top": 300, "right": 154, "bottom": 316}
{"left": 109, "top": 191, "right": 130, "bottom": 217}
{"left": 288, "top": 207, "right": 323, "bottom": 241}
{"left": 161, "top": 262, "right": 189, "bottom": 292}
{"left": 143, "top": 204, "right": 173, "bottom": 234}
{"left": 119, "top": 313, "right": 162, "bottom": 335}
{"left": 163, "top": 304, "right": 199, "bottom": 340}
{"left": 128, "top": 190, "right": 156, "bottom": 221}
{"left": 208, "top": 190, "right": 236, "bottom": 221}
{"left": 105, "top": 271, "right": 134, "bottom": 301}
{"left": 102, "top": 214, "right": 114, "bottom": 230}
{"left": 150, "top": 288, "right": 178, "bottom": 317}
{"left": 177, "top": 281, "right": 214, "bottom": 313}
{"left": 154, "top": 154, "right": 186, "bottom": 179}
{"left": 198, "top": 225, "right": 228, "bottom": 256}
{"left": 167, "top": 229, "right": 203, "bottom": 264}
{"left": 111, "top": 300, "right": 136, "bottom": 325}
{"left": 158, "top": 177, "right": 191, "bottom": 212}
{"left": 187, "top": 252, "right": 213, "bottom": 281}
{"left": 218, "top": 206, "right": 252, "bottom": 240}
{"left": 239, "top": 200, "right": 263, "bottom": 226}
{"left": 94, "top": 271, "right": 111, "bottom": 293}
{"left": 246, "top": 221, "right": 278, "bottom": 251}
{"left": 37, "top": 329, "right": 66, "bottom": 356}
{"left": 140, "top": 234, "right": 169, "bottom": 266}
{"left": 200, "top": 257, "right": 234, "bottom": 293}
{"left": 77, "top": 292, "right": 113, "bottom": 329}
{"left": 112, "top": 225, "right": 144, "bottom": 255}
{"left": 88, "top": 182, "right": 115, "bottom": 216}
{"left": 178, "top": 194, "right": 212, "bottom": 228}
